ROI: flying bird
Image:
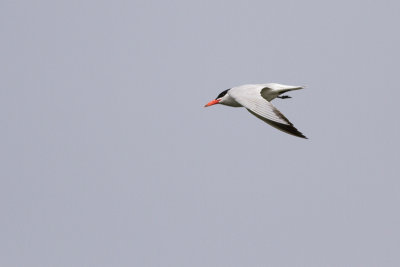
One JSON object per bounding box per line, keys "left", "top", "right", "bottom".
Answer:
{"left": 204, "top": 83, "right": 307, "bottom": 139}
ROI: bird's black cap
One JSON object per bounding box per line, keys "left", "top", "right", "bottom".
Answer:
{"left": 216, "top": 89, "right": 230, "bottom": 99}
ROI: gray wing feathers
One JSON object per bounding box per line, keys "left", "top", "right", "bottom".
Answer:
{"left": 228, "top": 87, "right": 307, "bottom": 138}
{"left": 244, "top": 97, "right": 291, "bottom": 125}
{"left": 260, "top": 84, "right": 304, "bottom": 102}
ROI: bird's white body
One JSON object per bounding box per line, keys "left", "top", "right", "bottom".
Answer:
{"left": 205, "top": 83, "right": 307, "bottom": 138}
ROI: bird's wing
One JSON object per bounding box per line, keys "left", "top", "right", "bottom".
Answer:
{"left": 228, "top": 87, "right": 307, "bottom": 138}
{"left": 260, "top": 83, "right": 304, "bottom": 101}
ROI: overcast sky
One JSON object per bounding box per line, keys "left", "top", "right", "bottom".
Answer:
{"left": 1, "top": 0, "right": 400, "bottom": 266}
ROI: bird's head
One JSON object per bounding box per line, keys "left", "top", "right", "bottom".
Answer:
{"left": 204, "top": 89, "right": 230, "bottom": 107}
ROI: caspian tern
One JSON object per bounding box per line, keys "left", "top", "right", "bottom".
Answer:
{"left": 204, "top": 83, "right": 307, "bottom": 139}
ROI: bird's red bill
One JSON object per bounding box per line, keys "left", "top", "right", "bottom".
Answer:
{"left": 204, "top": 99, "right": 220, "bottom": 107}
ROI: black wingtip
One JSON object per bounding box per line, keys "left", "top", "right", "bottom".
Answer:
{"left": 287, "top": 128, "right": 308, "bottom": 139}
{"left": 299, "top": 134, "right": 308, "bottom": 139}
{"left": 247, "top": 109, "right": 308, "bottom": 139}
{"left": 294, "top": 129, "right": 308, "bottom": 139}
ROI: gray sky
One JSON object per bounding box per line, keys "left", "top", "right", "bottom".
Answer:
{"left": 1, "top": 0, "right": 400, "bottom": 266}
